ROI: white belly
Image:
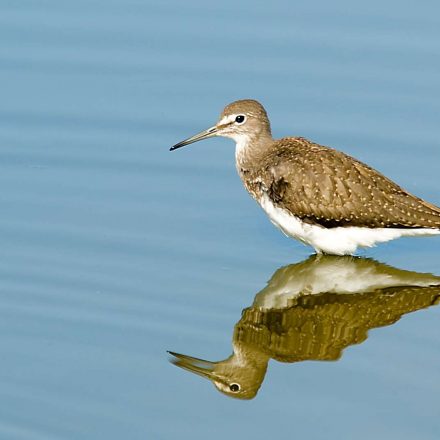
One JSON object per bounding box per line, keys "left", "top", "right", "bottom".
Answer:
{"left": 259, "top": 194, "right": 440, "bottom": 255}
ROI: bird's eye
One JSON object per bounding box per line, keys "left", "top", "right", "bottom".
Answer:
{"left": 235, "top": 115, "right": 245, "bottom": 124}
{"left": 229, "top": 383, "right": 240, "bottom": 392}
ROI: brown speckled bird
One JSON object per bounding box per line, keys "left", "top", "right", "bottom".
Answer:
{"left": 170, "top": 99, "right": 440, "bottom": 255}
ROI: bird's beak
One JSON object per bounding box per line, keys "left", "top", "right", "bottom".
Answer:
{"left": 170, "top": 125, "right": 218, "bottom": 151}
{"left": 168, "top": 351, "right": 217, "bottom": 381}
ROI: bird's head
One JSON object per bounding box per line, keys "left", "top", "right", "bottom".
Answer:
{"left": 168, "top": 348, "right": 268, "bottom": 400}
{"left": 170, "top": 99, "right": 272, "bottom": 151}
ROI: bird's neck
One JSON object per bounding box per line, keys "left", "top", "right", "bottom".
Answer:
{"left": 234, "top": 133, "right": 274, "bottom": 170}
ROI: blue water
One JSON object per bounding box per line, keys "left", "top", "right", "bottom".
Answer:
{"left": 0, "top": 0, "right": 439, "bottom": 438}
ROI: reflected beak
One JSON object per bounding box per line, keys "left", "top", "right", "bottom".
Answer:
{"left": 168, "top": 351, "right": 217, "bottom": 381}
{"left": 170, "top": 126, "right": 218, "bottom": 151}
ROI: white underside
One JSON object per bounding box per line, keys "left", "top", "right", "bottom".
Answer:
{"left": 259, "top": 193, "right": 440, "bottom": 255}
{"left": 253, "top": 256, "right": 440, "bottom": 309}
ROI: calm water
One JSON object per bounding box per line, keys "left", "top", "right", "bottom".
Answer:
{"left": 1, "top": 1, "right": 440, "bottom": 439}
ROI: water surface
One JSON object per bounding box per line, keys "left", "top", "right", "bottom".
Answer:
{"left": 0, "top": 1, "right": 439, "bottom": 439}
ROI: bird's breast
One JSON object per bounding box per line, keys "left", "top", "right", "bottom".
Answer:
{"left": 239, "top": 169, "right": 267, "bottom": 202}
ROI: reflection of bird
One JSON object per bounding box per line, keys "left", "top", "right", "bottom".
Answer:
{"left": 169, "top": 256, "right": 440, "bottom": 399}
{"left": 171, "top": 100, "right": 440, "bottom": 254}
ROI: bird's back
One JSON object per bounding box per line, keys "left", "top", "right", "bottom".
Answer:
{"left": 242, "top": 137, "right": 440, "bottom": 229}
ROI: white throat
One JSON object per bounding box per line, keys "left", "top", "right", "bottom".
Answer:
{"left": 234, "top": 134, "right": 252, "bottom": 162}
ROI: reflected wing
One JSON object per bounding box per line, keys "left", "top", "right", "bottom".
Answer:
{"left": 237, "top": 286, "right": 440, "bottom": 363}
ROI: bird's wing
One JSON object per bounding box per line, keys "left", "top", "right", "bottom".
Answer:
{"left": 262, "top": 138, "right": 440, "bottom": 228}
{"left": 239, "top": 286, "right": 440, "bottom": 362}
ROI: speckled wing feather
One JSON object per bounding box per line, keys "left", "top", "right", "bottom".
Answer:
{"left": 259, "top": 137, "right": 440, "bottom": 229}
{"left": 237, "top": 286, "right": 440, "bottom": 363}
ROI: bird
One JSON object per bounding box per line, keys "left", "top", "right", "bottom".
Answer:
{"left": 170, "top": 99, "right": 440, "bottom": 255}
